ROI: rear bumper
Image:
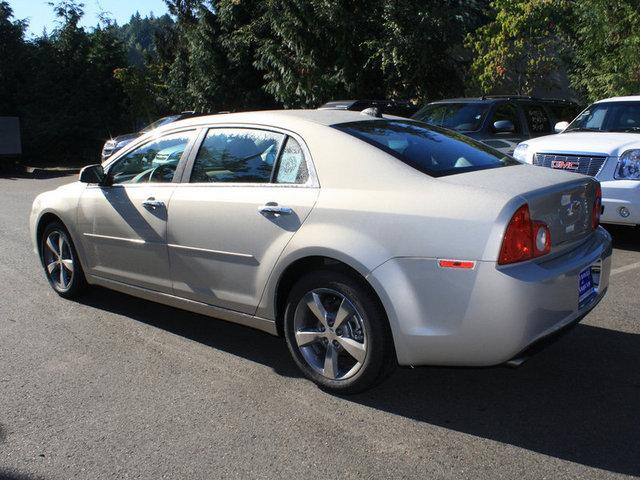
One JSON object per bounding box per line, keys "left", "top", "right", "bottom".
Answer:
{"left": 367, "top": 227, "right": 612, "bottom": 367}
{"left": 600, "top": 179, "right": 640, "bottom": 226}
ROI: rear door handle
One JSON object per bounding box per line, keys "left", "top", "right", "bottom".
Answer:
{"left": 259, "top": 204, "right": 293, "bottom": 215}
{"left": 142, "top": 198, "right": 165, "bottom": 210}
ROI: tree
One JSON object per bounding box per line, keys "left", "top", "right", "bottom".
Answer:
{"left": 366, "top": 0, "right": 489, "bottom": 101}
{"left": 465, "top": 0, "right": 572, "bottom": 95}
{"left": 569, "top": 0, "right": 640, "bottom": 101}
{"left": 0, "top": 1, "right": 29, "bottom": 114}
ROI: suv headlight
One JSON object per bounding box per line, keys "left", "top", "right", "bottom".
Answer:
{"left": 615, "top": 149, "right": 640, "bottom": 180}
{"left": 513, "top": 143, "right": 529, "bottom": 162}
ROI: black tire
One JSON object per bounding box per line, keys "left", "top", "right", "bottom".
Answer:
{"left": 40, "top": 221, "right": 87, "bottom": 299}
{"left": 283, "top": 268, "right": 396, "bottom": 394}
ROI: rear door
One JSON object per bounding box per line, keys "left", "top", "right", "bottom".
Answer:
{"left": 77, "top": 129, "right": 197, "bottom": 293}
{"left": 521, "top": 102, "right": 554, "bottom": 138}
{"left": 167, "top": 126, "right": 319, "bottom": 314}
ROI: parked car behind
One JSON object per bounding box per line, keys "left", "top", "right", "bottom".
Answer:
{"left": 514, "top": 96, "right": 640, "bottom": 226}
{"left": 31, "top": 110, "right": 610, "bottom": 393}
{"left": 413, "top": 96, "right": 581, "bottom": 155}
{"left": 319, "top": 99, "right": 417, "bottom": 118}
{"left": 101, "top": 112, "right": 203, "bottom": 162}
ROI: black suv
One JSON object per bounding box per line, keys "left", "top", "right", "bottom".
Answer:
{"left": 412, "top": 96, "right": 581, "bottom": 155}
{"left": 319, "top": 99, "right": 418, "bottom": 118}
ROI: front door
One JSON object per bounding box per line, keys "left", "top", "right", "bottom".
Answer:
{"left": 77, "top": 129, "right": 197, "bottom": 292}
{"left": 167, "top": 127, "right": 319, "bottom": 314}
{"left": 483, "top": 102, "right": 528, "bottom": 155}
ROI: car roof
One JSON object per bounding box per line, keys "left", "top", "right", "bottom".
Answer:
{"left": 156, "top": 109, "right": 392, "bottom": 131}
{"left": 594, "top": 96, "right": 640, "bottom": 103}
{"left": 427, "top": 96, "right": 576, "bottom": 105}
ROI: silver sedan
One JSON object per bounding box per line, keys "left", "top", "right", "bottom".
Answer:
{"left": 30, "top": 110, "right": 612, "bottom": 393}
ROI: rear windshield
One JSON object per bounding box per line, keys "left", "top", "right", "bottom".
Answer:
{"left": 333, "top": 119, "right": 519, "bottom": 177}
{"left": 412, "top": 102, "right": 489, "bottom": 132}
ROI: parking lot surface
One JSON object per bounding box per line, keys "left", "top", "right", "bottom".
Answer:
{"left": 1, "top": 173, "right": 639, "bottom": 479}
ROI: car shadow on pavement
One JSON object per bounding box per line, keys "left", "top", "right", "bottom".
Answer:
{"left": 79, "top": 288, "right": 640, "bottom": 476}
{"left": 79, "top": 287, "right": 302, "bottom": 379}
{"left": 350, "top": 323, "right": 640, "bottom": 477}
{"left": 604, "top": 224, "right": 640, "bottom": 252}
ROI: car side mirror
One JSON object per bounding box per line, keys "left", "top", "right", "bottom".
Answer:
{"left": 554, "top": 121, "right": 569, "bottom": 133}
{"left": 493, "top": 120, "right": 515, "bottom": 133}
{"left": 79, "top": 164, "right": 105, "bottom": 184}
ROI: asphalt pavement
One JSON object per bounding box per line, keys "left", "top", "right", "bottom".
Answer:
{"left": 1, "top": 173, "right": 639, "bottom": 479}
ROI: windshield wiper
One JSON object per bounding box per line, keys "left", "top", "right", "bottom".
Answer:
{"left": 610, "top": 127, "right": 640, "bottom": 133}
{"left": 564, "top": 127, "right": 601, "bottom": 132}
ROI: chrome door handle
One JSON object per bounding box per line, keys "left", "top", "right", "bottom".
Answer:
{"left": 258, "top": 204, "right": 293, "bottom": 215}
{"left": 142, "top": 198, "right": 165, "bottom": 210}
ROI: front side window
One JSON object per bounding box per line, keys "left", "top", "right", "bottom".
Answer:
{"left": 523, "top": 104, "right": 551, "bottom": 135}
{"left": 108, "top": 131, "right": 194, "bottom": 184}
{"left": 190, "top": 128, "right": 284, "bottom": 183}
{"left": 413, "top": 103, "right": 489, "bottom": 132}
{"left": 491, "top": 103, "right": 523, "bottom": 134}
{"left": 566, "top": 102, "right": 640, "bottom": 133}
{"left": 334, "top": 120, "right": 518, "bottom": 177}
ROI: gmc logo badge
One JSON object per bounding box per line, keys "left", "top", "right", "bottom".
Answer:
{"left": 551, "top": 160, "right": 579, "bottom": 170}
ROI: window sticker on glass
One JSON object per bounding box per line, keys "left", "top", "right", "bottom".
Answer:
{"left": 276, "top": 137, "right": 308, "bottom": 184}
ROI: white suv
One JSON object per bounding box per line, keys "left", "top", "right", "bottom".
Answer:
{"left": 514, "top": 96, "right": 640, "bottom": 226}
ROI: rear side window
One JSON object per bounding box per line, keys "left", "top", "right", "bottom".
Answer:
{"left": 523, "top": 104, "right": 552, "bottom": 135}
{"left": 547, "top": 103, "right": 580, "bottom": 123}
{"left": 333, "top": 120, "right": 518, "bottom": 177}
{"left": 274, "top": 137, "right": 309, "bottom": 184}
{"left": 190, "top": 128, "right": 284, "bottom": 183}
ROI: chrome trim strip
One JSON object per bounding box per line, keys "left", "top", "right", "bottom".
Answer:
{"left": 83, "top": 233, "right": 146, "bottom": 244}
{"left": 86, "top": 274, "right": 278, "bottom": 335}
{"left": 168, "top": 243, "right": 254, "bottom": 259}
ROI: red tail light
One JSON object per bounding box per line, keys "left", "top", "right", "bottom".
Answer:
{"left": 498, "top": 204, "right": 552, "bottom": 265}
{"left": 592, "top": 183, "right": 602, "bottom": 230}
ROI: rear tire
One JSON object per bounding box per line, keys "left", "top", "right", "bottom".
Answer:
{"left": 40, "top": 221, "right": 87, "bottom": 299}
{"left": 283, "top": 269, "right": 395, "bottom": 394}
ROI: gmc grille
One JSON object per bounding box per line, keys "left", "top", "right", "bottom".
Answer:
{"left": 533, "top": 153, "right": 607, "bottom": 177}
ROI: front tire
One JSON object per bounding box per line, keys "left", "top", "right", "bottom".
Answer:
{"left": 283, "top": 269, "right": 395, "bottom": 394}
{"left": 40, "top": 221, "right": 87, "bottom": 299}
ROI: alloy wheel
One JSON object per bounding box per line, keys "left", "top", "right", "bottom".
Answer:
{"left": 293, "top": 288, "right": 367, "bottom": 380}
{"left": 43, "top": 230, "right": 74, "bottom": 291}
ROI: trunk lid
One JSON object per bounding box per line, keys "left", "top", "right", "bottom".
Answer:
{"left": 441, "top": 164, "right": 598, "bottom": 248}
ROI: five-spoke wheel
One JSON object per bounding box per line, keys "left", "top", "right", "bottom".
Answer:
{"left": 293, "top": 288, "right": 367, "bottom": 380}
{"left": 284, "top": 269, "right": 395, "bottom": 393}
{"left": 40, "top": 222, "right": 86, "bottom": 298}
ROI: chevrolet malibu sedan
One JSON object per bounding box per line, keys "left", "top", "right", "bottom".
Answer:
{"left": 30, "top": 110, "right": 612, "bottom": 393}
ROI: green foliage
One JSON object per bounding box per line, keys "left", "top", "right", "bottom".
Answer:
{"left": 367, "top": 0, "right": 489, "bottom": 101}
{"left": 7, "top": 0, "right": 640, "bottom": 166}
{"left": 0, "top": 1, "right": 29, "bottom": 114}
{"left": 115, "top": 12, "right": 174, "bottom": 66}
{"left": 569, "top": 0, "right": 640, "bottom": 101}
{"left": 465, "top": 0, "right": 572, "bottom": 95}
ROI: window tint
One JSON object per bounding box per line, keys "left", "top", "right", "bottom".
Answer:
{"left": 523, "top": 104, "right": 551, "bottom": 134}
{"left": 109, "top": 131, "right": 193, "bottom": 184}
{"left": 275, "top": 137, "right": 309, "bottom": 184}
{"left": 491, "top": 103, "right": 522, "bottom": 134}
{"left": 413, "top": 103, "right": 489, "bottom": 132}
{"left": 190, "top": 128, "right": 284, "bottom": 183}
{"left": 334, "top": 120, "right": 518, "bottom": 178}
